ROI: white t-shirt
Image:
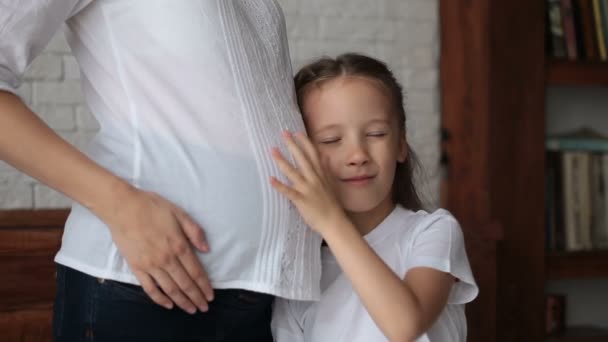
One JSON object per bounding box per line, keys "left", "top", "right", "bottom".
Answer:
{"left": 272, "top": 206, "right": 479, "bottom": 341}
{"left": 0, "top": 0, "right": 322, "bottom": 300}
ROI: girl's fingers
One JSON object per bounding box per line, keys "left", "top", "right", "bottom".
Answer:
{"left": 282, "top": 131, "right": 317, "bottom": 180}
{"left": 271, "top": 148, "right": 306, "bottom": 186}
{"left": 270, "top": 176, "right": 301, "bottom": 202}
{"left": 293, "top": 131, "right": 323, "bottom": 176}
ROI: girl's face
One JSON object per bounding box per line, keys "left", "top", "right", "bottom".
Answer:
{"left": 301, "top": 76, "right": 406, "bottom": 220}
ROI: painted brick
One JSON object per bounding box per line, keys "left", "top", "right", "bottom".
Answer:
{"left": 24, "top": 54, "right": 62, "bottom": 81}
{"left": 0, "top": 183, "right": 33, "bottom": 209}
{"left": 32, "top": 104, "right": 76, "bottom": 131}
{"left": 76, "top": 106, "right": 101, "bottom": 131}
{"left": 34, "top": 184, "right": 72, "bottom": 209}
{"left": 63, "top": 56, "right": 81, "bottom": 80}
{"left": 33, "top": 81, "right": 84, "bottom": 104}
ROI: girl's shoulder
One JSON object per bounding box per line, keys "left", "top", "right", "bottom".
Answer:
{"left": 406, "top": 207, "right": 461, "bottom": 234}
{"left": 386, "top": 206, "right": 460, "bottom": 236}
{"left": 365, "top": 206, "right": 462, "bottom": 252}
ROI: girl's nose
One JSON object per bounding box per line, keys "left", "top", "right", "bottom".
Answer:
{"left": 347, "top": 143, "right": 370, "bottom": 166}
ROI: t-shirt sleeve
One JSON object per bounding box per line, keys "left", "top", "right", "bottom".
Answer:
{"left": 271, "top": 298, "right": 305, "bottom": 342}
{"left": 0, "top": 0, "right": 91, "bottom": 95}
{"left": 403, "top": 212, "right": 479, "bottom": 305}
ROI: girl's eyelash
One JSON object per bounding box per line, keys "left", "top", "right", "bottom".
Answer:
{"left": 367, "top": 132, "right": 387, "bottom": 137}
{"left": 319, "top": 138, "right": 340, "bottom": 144}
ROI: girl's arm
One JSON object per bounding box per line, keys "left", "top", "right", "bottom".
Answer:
{"left": 271, "top": 131, "right": 453, "bottom": 342}
{"left": 322, "top": 216, "right": 454, "bottom": 342}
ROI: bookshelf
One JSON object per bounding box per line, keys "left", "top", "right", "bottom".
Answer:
{"left": 546, "top": 250, "right": 608, "bottom": 279}
{"left": 544, "top": 63, "right": 608, "bottom": 339}
{"left": 547, "top": 61, "right": 608, "bottom": 85}
{"left": 440, "top": 1, "right": 608, "bottom": 341}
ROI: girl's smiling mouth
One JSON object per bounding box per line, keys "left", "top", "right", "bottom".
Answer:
{"left": 341, "top": 175, "right": 375, "bottom": 186}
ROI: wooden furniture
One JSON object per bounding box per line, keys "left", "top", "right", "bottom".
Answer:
{"left": 440, "top": 1, "right": 608, "bottom": 341}
{"left": 0, "top": 210, "right": 68, "bottom": 342}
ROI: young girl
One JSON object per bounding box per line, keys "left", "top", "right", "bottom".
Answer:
{"left": 269, "top": 54, "right": 478, "bottom": 342}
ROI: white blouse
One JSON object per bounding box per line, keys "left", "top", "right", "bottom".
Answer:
{"left": 0, "top": 0, "right": 322, "bottom": 300}
{"left": 272, "top": 207, "right": 479, "bottom": 341}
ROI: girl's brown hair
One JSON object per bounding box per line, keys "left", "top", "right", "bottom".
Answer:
{"left": 294, "top": 53, "right": 423, "bottom": 211}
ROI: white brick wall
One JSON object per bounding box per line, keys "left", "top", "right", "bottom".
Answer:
{"left": 1, "top": 0, "right": 440, "bottom": 209}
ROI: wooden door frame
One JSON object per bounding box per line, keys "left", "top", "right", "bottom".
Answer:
{"left": 439, "top": 1, "right": 546, "bottom": 341}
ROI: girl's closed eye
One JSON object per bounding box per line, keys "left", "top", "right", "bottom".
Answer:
{"left": 367, "top": 131, "right": 387, "bottom": 138}
{"left": 319, "top": 137, "right": 341, "bottom": 144}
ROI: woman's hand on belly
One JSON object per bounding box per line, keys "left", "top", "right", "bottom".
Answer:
{"left": 101, "top": 186, "right": 214, "bottom": 314}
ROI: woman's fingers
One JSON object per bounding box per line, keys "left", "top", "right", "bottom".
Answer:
{"left": 135, "top": 270, "right": 173, "bottom": 310}
{"left": 150, "top": 268, "right": 198, "bottom": 314}
{"left": 110, "top": 190, "right": 213, "bottom": 314}
{"left": 174, "top": 206, "right": 209, "bottom": 253}
{"left": 175, "top": 242, "right": 214, "bottom": 305}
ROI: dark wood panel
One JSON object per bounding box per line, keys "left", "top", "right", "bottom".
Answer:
{"left": 439, "top": 1, "right": 497, "bottom": 341}
{"left": 0, "top": 309, "right": 53, "bottom": 342}
{"left": 0, "top": 227, "right": 63, "bottom": 256}
{"left": 0, "top": 227, "right": 62, "bottom": 311}
{"left": 0, "top": 210, "right": 68, "bottom": 228}
{"left": 547, "top": 61, "right": 608, "bottom": 86}
{"left": 0, "top": 211, "right": 65, "bottom": 340}
{"left": 546, "top": 251, "right": 608, "bottom": 279}
{"left": 488, "top": 1, "right": 546, "bottom": 342}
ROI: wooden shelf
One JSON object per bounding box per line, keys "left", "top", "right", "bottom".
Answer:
{"left": 0, "top": 210, "right": 69, "bottom": 229}
{"left": 546, "top": 326, "right": 608, "bottom": 342}
{"left": 546, "top": 60, "right": 608, "bottom": 86}
{"left": 546, "top": 250, "right": 608, "bottom": 280}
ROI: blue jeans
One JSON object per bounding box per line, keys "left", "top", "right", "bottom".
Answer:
{"left": 52, "top": 264, "right": 274, "bottom": 342}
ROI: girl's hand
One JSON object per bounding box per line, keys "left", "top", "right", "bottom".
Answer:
{"left": 102, "top": 186, "right": 214, "bottom": 314}
{"left": 270, "top": 131, "right": 346, "bottom": 236}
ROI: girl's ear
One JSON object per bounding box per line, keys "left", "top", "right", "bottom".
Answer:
{"left": 397, "top": 134, "right": 408, "bottom": 163}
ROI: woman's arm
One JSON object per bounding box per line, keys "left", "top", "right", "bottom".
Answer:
{"left": 0, "top": 91, "right": 213, "bottom": 313}
{"left": 1, "top": 1, "right": 215, "bottom": 314}
{"left": 271, "top": 131, "right": 453, "bottom": 342}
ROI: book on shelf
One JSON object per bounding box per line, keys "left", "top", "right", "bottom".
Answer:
{"left": 546, "top": 0, "right": 608, "bottom": 61}
{"left": 545, "top": 127, "right": 608, "bottom": 251}
{"left": 546, "top": 127, "right": 608, "bottom": 151}
{"left": 591, "top": 154, "right": 608, "bottom": 248}
{"left": 563, "top": 0, "right": 580, "bottom": 59}
{"left": 593, "top": 0, "right": 608, "bottom": 60}
{"left": 545, "top": 293, "right": 566, "bottom": 336}
{"left": 548, "top": 0, "right": 568, "bottom": 58}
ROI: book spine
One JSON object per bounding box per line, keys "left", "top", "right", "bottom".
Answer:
{"left": 591, "top": 154, "right": 608, "bottom": 248}
{"left": 598, "top": 154, "right": 608, "bottom": 248}
{"left": 593, "top": 0, "right": 608, "bottom": 59}
{"left": 562, "top": 0, "right": 580, "bottom": 59}
{"left": 572, "top": 0, "right": 588, "bottom": 58}
{"left": 562, "top": 152, "right": 584, "bottom": 251}
{"left": 548, "top": 0, "right": 568, "bottom": 58}
{"left": 579, "top": 0, "right": 600, "bottom": 60}
{"left": 601, "top": 0, "right": 608, "bottom": 52}
{"left": 577, "top": 153, "right": 592, "bottom": 250}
